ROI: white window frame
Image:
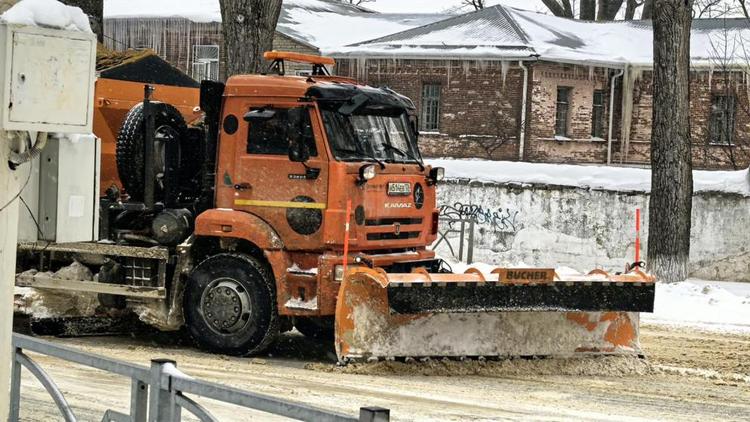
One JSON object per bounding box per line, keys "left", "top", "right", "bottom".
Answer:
{"left": 192, "top": 45, "right": 220, "bottom": 82}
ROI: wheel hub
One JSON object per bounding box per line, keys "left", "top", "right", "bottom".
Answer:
{"left": 201, "top": 279, "right": 252, "bottom": 334}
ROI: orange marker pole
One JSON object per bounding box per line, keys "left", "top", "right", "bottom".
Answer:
{"left": 342, "top": 200, "right": 352, "bottom": 278}
{"left": 635, "top": 208, "right": 641, "bottom": 263}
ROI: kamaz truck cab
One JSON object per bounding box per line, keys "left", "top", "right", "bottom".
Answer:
{"left": 184, "top": 52, "right": 446, "bottom": 353}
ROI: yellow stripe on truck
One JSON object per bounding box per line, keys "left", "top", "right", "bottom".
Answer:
{"left": 234, "top": 199, "right": 327, "bottom": 210}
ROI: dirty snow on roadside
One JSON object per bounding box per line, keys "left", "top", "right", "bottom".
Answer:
{"left": 0, "top": 0, "right": 92, "bottom": 32}
{"left": 642, "top": 280, "right": 750, "bottom": 334}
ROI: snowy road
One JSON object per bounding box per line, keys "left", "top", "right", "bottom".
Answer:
{"left": 13, "top": 324, "right": 750, "bottom": 421}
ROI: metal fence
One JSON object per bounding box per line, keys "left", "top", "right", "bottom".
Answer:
{"left": 9, "top": 334, "right": 390, "bottom": 422}
{"left": 431, "top": 218, "right": 475, "bottom": 264}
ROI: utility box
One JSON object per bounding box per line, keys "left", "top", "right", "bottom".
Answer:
{"left": 19, "top": 134, "right": 100, "bottom": 243}
{"left": 0, "top": 23, "right": 96, "bottom": 133}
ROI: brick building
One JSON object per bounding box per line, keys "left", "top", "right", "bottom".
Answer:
{"left": 103, "top": 1, "right": 750, "bottom": 170}
{"left": 332, "top": 6, "right": 750, "bottom": 170}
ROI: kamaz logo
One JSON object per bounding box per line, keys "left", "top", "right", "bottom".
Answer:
{"left": 385, "top": 203, "right": 412, "bottom": 209}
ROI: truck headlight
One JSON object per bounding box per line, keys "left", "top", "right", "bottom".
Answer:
{"left": 359, "top": 164, "right": 377, "bottom": 182}
{"left": 430, "top": 167, "right": 445, "bottom": 182}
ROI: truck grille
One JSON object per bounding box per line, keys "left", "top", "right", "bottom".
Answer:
{"left": 365, "top": 217, "right": 423, "bottom": 226}
{"left": 367, "top": 231, "right": 421, "bottom": 241}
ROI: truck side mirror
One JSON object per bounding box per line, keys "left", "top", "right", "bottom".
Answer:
{"left": 244, "top": 109, "right": 276, "bottom": 122}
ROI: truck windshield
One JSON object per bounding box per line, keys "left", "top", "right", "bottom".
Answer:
{"left": 321, "top": 109, "right": 422, "bottom": 165}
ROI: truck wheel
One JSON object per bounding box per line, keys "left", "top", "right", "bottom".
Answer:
{"left": 184, "top": 253, "right": 279, "bottom": 355}
{"left": 294, "top": 317, "right": 334, "bottom": 341}
{"left": 116, "top": 102, "right": 187, "bottom": 201}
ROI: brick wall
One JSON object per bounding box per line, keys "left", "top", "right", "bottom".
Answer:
{"left": 525, "top": 62, "right": 613, "bottom": 164}
{"left": 337, "top": 58, "right": 524, "bottom": 160}
{"left": 625, "top": 70, "right": 750, "bottom": 169}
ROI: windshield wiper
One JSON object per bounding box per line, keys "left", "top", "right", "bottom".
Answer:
{"left": 337, "top": 147, "right": 386, "bottom": 169}
{"left": 382, "top": 144, "right": 425, "bottom": 171}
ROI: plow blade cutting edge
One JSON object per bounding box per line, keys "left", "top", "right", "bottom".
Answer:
{"left": 334, "top": 267, "right": 655, "bottom": 363}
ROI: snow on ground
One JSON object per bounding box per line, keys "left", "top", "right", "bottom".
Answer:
{"left": 643, "top": 279, "right": 750, "bottom": 334}
{"left": 1, "top": 0, "right": 92, "bottom": 32}
{"left": 427, "top": 158, "right": 750, "bottom": 195}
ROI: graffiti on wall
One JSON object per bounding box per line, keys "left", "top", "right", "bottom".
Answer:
{"left": 439, "top": 202, "right": 520, "bottom": 233}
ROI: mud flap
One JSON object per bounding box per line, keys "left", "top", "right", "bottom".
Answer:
{"left": 335, "top": 268, "right": 651, "bottom": 362}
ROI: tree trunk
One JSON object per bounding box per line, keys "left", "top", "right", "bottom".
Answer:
{"left": 641, "top": 0, "right": 654, "bottom": 19}
{"left": 220, "top": 0, "right": 283, "bottom": 77}
{"left": 580, "top": 0, "right": 596, "bottom": 20}
{"left": 597, "top": 0, "right": 624, "bottom": 20}
{"left": 624, "top": 0, "right": 639, "bottom": 20}
{"left": 647, "top": 0, "right": 694, "bottom": 283}
{"left": 541, "top": 0, "right": 573, "bottom": 17}
{"left": 61, "top": 0, "right": 103, "bottom": 42}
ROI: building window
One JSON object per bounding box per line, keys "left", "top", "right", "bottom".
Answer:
{"left": 192, "top": 45, "right": 220, "bottom": 81}
{"left": 592, "top": 90, "right": 605, "bottom": 138}
{"left": 709, "top": 94, "right": 736, "bottom": 145}
{"left": 555, "top": 87, "right": 571, "bottom": 137}
{"left": 421, "top": 84, "right": 441, "bottom": 132}
{"left": 247, "top": 107, "right": 317, "bottom": 156}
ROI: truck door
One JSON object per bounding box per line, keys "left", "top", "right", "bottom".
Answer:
{"left": 233, "top": 105, "right": 329, "bottom": 250}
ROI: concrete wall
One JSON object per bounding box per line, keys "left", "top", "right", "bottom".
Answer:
{"left": 435, "top": 179, "right": 750, "bottom": 282}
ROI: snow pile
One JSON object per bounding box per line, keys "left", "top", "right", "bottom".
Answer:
{"left": 427, "top": 158, "right": 750, "bottom": 196}
{"left": 643, "top": 280, "right": 750, "bottom": 333}
{"left": 14, "top": 262, "right": 99, "bottom": 318}
{"left": 1, "top": 0, "right": 92, "bottom": 32}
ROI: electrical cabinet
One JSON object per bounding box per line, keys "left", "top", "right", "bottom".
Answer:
{"left": 0, "top": 23, "right": 96, "bottom": 133}
{"left": 19, "top": 134, "right": 100, "bottom": 243}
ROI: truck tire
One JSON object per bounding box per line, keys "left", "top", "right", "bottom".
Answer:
{"left": 294, "top": 317, "right": 334, "bottom": 341}
{"left": 116, "top": 102, "right": 189, "bottom": 201}
{"left": 184, "top": 253, "right": 279, "bottom": 356}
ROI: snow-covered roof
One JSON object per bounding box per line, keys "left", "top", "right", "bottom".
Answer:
{"left": 333, "top": 4, "right": 750, "bottom": 68}
{"left": 333, "top": 6, "right": 536, "bottom": 60}
{"left": 103, "top": 0, "right": 446, "bottom": 52}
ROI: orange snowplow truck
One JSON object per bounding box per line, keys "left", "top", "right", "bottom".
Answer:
{"left": 16, "top": 52, "right": 655, "bottom": 362}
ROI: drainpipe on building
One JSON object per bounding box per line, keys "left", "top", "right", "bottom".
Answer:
{"left": 608, "top": 68, "right": 625, "bottom": 165}
{"left": 518, "top": 60, "right": 530, "bottom": 161}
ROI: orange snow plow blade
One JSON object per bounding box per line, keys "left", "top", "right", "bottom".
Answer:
{"left": 335, "top": 267, "right": 655, "bottom": 363}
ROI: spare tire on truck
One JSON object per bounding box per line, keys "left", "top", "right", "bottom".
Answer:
{"left": 116, "top": 102, "right": 199, "bottom": 201}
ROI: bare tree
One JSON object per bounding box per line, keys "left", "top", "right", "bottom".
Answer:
{"left": 648, "top": 0, "right": 694, "bottom": 283}
{"left": 461, "top": 0, "right": 485, "bottom": 10}
{"left": 473, "top": 112, "right": 516, "bottom": 159}
{"left": 220, "top": 0, "right": 283, "bottom": 76}
{"left": 741, "top": 0, "right": 750, "bottom": 17}
{"left": 541, "top": 0, "right": 574, "bottom": 17}
{"left": 340, "top": 0, "right": 376, "bottom": 5}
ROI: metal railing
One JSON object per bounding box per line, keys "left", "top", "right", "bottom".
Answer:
{"left": 9, "top": 334, "right": 390, "bottom": 422}
{"left": 431, "top": 218, "right": 475, "bottom": 264}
